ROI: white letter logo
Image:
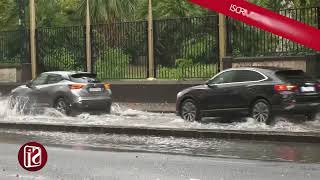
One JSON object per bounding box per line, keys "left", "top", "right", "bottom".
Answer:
{"left": 24, "top": 146, "right": 42, "bottom": 168}
{"left": 230, "top": 4, "right": 248, "bottom": 16}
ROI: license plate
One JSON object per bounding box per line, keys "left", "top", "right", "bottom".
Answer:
{"left": 300, "top": 86, "right": 315, "bottom": 92}
{"left": 89, "top": 88, "right": 102, "bottom": 92}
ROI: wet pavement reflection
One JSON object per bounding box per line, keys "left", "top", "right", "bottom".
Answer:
{"left": 0, "top": 130, "right": 319, "bottom": 163}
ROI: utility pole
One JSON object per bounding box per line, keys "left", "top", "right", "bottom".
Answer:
{"left": 147, "top": 0, "right": 155, "bottom": 79}
{"left": 218, "top": 14, "right": 227, "bottom": 71}
{"left": 29, "top": 0, "right": 36, "bottom": 79}
{"left": 86, "top": 0, "right": 92, "bottom": 73}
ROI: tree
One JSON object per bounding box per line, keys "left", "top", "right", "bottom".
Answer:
{"left": 77, "top": 0, "right": 136, "bottom": 24}
{"left": 134, "top": 0, "right": 211, "bottom": 20}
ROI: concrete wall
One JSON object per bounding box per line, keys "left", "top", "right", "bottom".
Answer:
{"left": 223, "top": 54, "right": 320, "bottom": 78}
{"left": 0, "top": 64, "right": 32, "bottom": 83}
{"left": 0, "top": 81, "right": 205, "bottom": 103}
{"left": 109, "top": 81, "right": 204, "bottom": 103}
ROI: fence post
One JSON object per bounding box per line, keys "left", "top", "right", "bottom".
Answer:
{"left": 29, "top": 0, "right": 36, "bottom": 78}
{"left": 85, "top": 0, "right": 92, "bottom": 73}
{"left": 147, "top": 0, "right": 155, "bottom": 79}
{"left": 218, "top": 14, "right": 227, "bottom": 71}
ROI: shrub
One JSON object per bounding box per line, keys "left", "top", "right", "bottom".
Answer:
{"left": 181, "top": 34, "right": 217, "bottom": 64}
{"left": 158, "top": 58, "right": 217, "bottom": 80}
{"left": 94, "top": 48, "right": 130, "bottom": 79}
{"left": 42, "top": 48, "right": 79, "bottom": 71}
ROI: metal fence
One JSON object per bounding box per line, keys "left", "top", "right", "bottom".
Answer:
{"left": 91, "top": 21, "right": 149, "bottom": 79}
{"left": 0, "top": 7, "right": 319, "bottom": 79}
{"left": 36, "top": 26, "right": 86, "bottom": 73}
{"left": 0, "top": 30, "right": 29, "bottom": 64}
{"left": 153, "top": 16, "right": 219, "bottom": 79}
{"left": 227, "top": 7, "right": 320, "bottom": 57}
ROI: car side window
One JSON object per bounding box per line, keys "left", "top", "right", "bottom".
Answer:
{"left": 32, "top": 73, "right": 49, "bottom": 86}
{"left": 233, "top": 70, "right": 265, "bottom": 82}
{"left": 47, "top": 74, "right": 63, "bottom": 84}
{"left": 209, "top": 71, "right": 236, "bottom": 84}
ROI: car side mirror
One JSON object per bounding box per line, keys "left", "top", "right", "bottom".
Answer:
{"left": 26, "top": 81, "right": 33, "bottom": 88}
{"left": 207, "top": 83, "right": 217, "bottom": 88}
{"left": 205, "top": 81, "right": 217, "bottom": 88}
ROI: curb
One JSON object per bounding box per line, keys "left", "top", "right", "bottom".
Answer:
{"left": 0, "top": 122, "right": 319, "bottom": 143}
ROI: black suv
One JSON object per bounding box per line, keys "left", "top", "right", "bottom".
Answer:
{"left": 176, "top": 67, "right": 320, "bottom": 124}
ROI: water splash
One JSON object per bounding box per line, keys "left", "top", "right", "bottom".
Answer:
{"left": 0, "top": 97, "right": 319, "bottom": 132}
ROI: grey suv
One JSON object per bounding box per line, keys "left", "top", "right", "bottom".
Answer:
{"left": 9, "top": 71, "right": 112, "bottom": 115}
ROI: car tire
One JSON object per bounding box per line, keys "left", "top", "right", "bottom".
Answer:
{"left": 250, "top": 99, "right": 272, "bottom": 125}
{"left": 54, "top": 98, "right": 71, "bottom": 115}
{"left": 305, "top": 112, "right": 318, "bottom": 121}
{"left": 106, "top": 104, "right": 111, "bottom": 114}
{"left": 180, "top": 99, "right": 201, "bottom": 122}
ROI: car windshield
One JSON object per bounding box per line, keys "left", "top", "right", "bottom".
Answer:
{"left": 69, "top": 73, "right": 100, "bottom": 83}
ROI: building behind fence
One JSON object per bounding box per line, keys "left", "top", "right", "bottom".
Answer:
{"left": 0, "top": 7, "right": 319, "bottom": 80}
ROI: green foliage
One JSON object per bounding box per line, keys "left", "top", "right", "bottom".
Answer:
{"left": 175, "top": 58, "right": 193, "bottom": 67}
{"left": 94, "top": 48, "right": 130, "bottom": 79}
{"left": 134, "top": 0, "right": 212, "bottom": 20}
{"left": 77, "top": 0, "right": 136, "bottom": 24}
{"left": 157, "top": 61, "right": 217, "bottom": 80}
{"left": 42, "top": 48, "right": 78, "bottom": 71}
{"left": 182, "top": 34, "right": 217, "bottom": 64}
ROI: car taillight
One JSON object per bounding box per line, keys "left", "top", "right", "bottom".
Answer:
{"left": 274, "top": 84, "right": 297, "bottom": 92}
{"left": 68, "top": 84, "right": 85, "bottom": 89}
{"left": 316, "top": 83, "right": 320, "bottom": 90}
{"left": 104, "top": 83, "right": 111, "bottom": 89}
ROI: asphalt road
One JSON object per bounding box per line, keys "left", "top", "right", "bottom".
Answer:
{"left": 0, "top": 142, "right": 320, "bottom": 180}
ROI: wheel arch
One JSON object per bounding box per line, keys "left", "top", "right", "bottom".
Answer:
{"left": 177, "top": 96, "right": 197, "bottom": 116}
{"left": 52, "top": 93, "right": 70, "bottom": 107}
{"left": 249, "top": 96, "right": 271, "bottom": 109}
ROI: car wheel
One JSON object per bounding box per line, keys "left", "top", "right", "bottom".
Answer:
{"left": 180, "top": 99, "right": 201, "bottom": 122}
{"left": 250, "top": 99, "right": 272, "bottom": 125}
{"left": 54, "top": 98, "right": 70, "bottom": 115}
{"left": 106, "top": 104, "right": 111, "bottom": 114}
{"left": 305, "top": 112, "right": 317, "bottom": 121}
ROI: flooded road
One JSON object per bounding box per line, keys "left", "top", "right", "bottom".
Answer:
{"left": 0, "top": 98, "right": 320, "bottom": 133}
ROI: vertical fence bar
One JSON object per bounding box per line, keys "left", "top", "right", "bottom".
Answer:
{"left": 317, "top": 6, "right": 320, "bottom": 29}
{"left": 226, "top": 17, "right": 232, "bottom": 56}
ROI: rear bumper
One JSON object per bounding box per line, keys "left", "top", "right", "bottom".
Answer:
{"left": 71, "top": 97, "right": 112, "bottom": 112}
{"left": 273, "top": 101, "right": 320, "bottom": 114}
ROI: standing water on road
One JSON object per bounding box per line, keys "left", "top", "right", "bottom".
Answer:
{"left": 0, "top": 97, "right": 319, "bottom": 132}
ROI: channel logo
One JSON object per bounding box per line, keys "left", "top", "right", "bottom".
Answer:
{"left": 18, "top": 142, "right": 48, "bottom": 171}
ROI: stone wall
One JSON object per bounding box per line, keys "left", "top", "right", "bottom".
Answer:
{"left": 0, "top": 64, "right": 32, "bottom": 83}
{"left": 223, "top": 54, "right": 320, "bottom": 77}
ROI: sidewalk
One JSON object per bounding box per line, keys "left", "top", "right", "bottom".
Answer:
{"left": 115, "top": 102, "right": 176, "bottom": 113}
